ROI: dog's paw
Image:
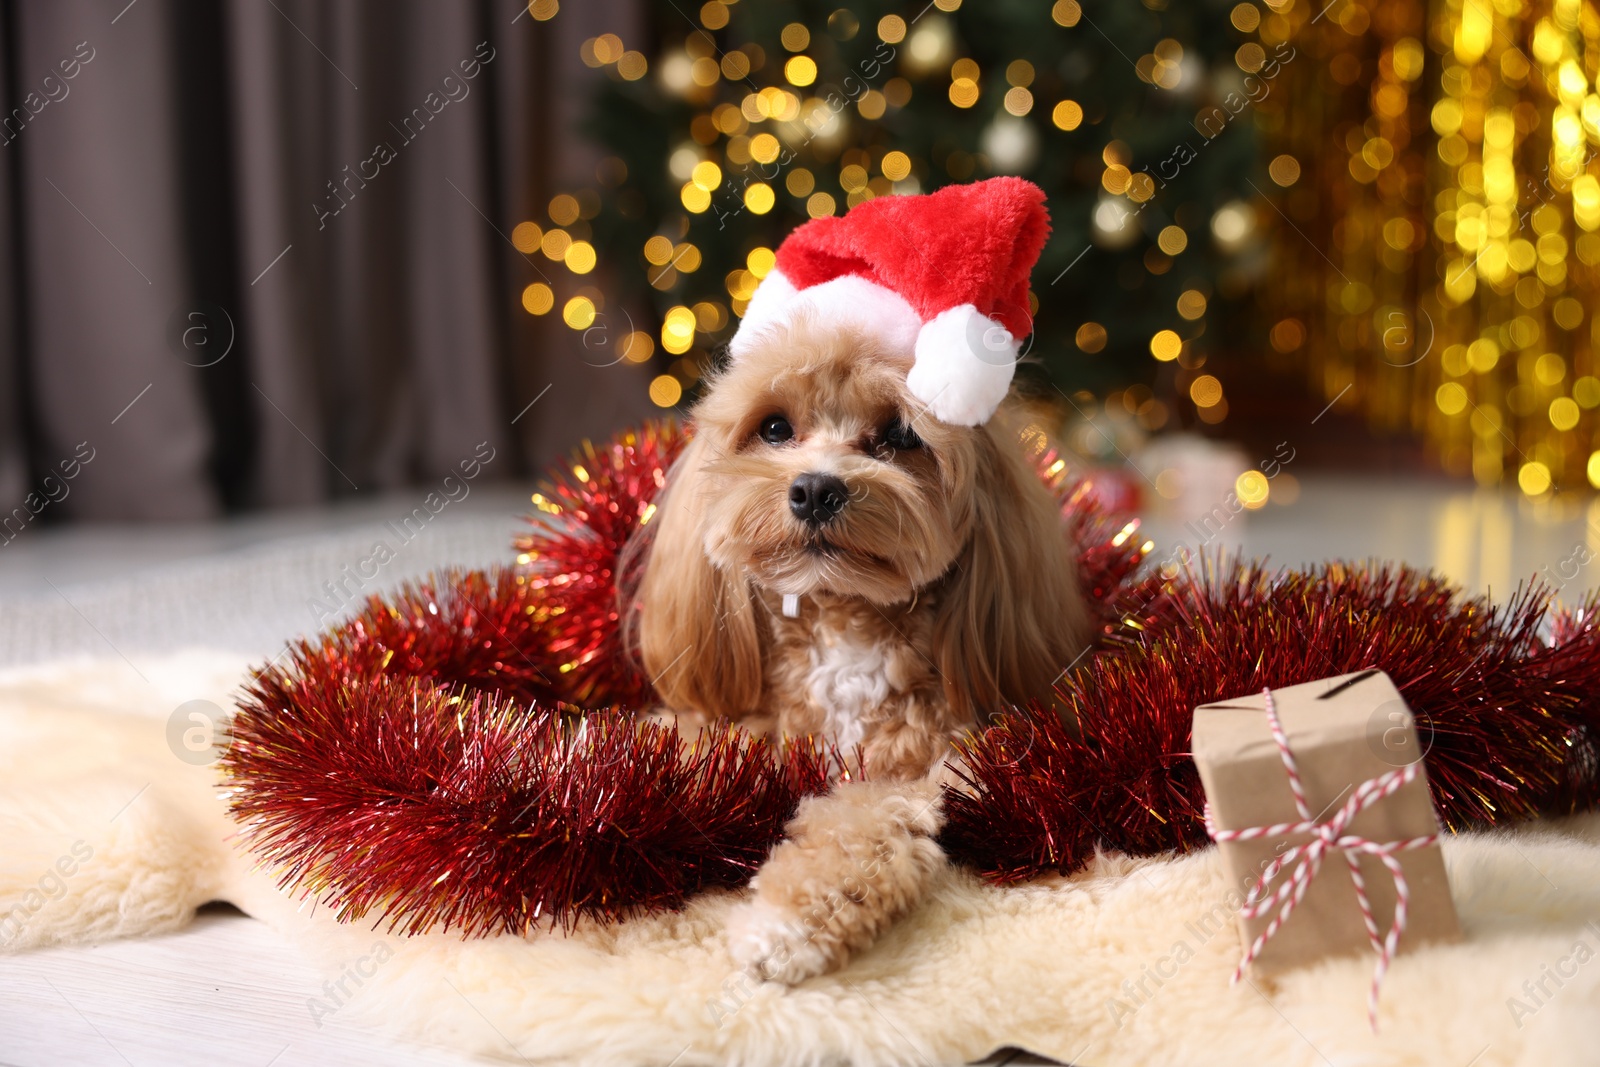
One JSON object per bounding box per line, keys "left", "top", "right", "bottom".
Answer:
{"left": 725, "top": 898, "right": 840, "bottom": 984}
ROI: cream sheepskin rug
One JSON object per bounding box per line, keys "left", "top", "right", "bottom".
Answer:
{"left": 3, "top": 652, "right": 1600, "bottom": 1067}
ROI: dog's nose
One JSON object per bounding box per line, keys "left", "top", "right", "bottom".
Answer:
{"left": 788, "top": 472, "right": 849, "bottom": 525}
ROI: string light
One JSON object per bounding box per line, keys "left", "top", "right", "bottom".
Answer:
{"left": 744, "top": 183, "right": 775, "bottom": 213}
{"left": 1076, "top": 322, "right": 1107, "bottom": 353}
{"left": 540, "top": 229, "right": 571, "bottom": 261}
{"left": 648, "top": 374, "right": 683, "bottom": 407}
{"left": 621, "top": 331, "right": 654, "bottom": 363}
{"left": 746, "top": 247, "right": 776, "bottom": 277}
{"left": 563, "top": 296, "right": 596, "bottom": 330}
{"left": 565, "top": 241, "right": 597, "bottom": 274}
{"left": 1189, "top": 374, "right": 1224, "bottom": 408}
{"left": 643, "top": 236, "right": 674, "bottom": 265}
{"left": 1235, "top": 469, "right": 1270, "bottom": 508}
{"left": 549, "top": 194, "right": 580, "bottom": 225}
{"left": 1052, "top": 100, "right": 1083, "bottom": 130}
{"left": 806, "top": 191, "right": 836, "bottom": 217}
{"left": 1150, "top": 329, "right": 1182, "bottom": 362}
{"left": 511, "top": 221, "right": 543, "bottom": 253}
{"left": 671, "top": 242, "right": 701, "bottom": 273}
{"left": 522, "top": 283, "right": 554, "bottom": 315}
{"left": 783, "top": 56, "right": 817, "bottom": 86}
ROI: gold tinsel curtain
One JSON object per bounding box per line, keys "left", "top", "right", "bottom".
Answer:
{"left": 1265, "top": 0, "right": 1600, "bottom": 493}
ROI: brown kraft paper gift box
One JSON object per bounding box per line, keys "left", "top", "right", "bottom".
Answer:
{"left": 1191, "top": 669, "right": 1461, "bottom": 977}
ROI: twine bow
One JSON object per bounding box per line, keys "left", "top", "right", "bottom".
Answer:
{"left": 1203, "top": 687, "right": 1439, "bottom": 1031}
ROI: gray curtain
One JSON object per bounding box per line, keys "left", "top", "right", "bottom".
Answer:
{"left": 0, "top": 0, "right": 655, "bottom": 522}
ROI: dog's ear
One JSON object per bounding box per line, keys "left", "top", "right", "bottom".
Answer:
{"left": 625, "top": 433, "right": 765, "bottom": 719}
{"left": 932, "top": 414, "right": 1090, "bottom": 722}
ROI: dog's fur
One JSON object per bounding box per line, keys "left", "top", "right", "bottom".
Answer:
{"left": 630, "top": 312, "right": 1089, "bottom": 981}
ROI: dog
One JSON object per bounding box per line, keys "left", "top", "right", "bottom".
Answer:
{"left": 629, "top": 308, "right": 1090, "bottom": 983}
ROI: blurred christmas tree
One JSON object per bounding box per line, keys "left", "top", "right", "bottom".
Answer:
{"left": 526, "top": 0, "right": 1280, "bottom": 438}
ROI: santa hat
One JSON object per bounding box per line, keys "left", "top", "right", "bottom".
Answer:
{"left": 728, "top": 176, "right": 1050, "bottom": 426}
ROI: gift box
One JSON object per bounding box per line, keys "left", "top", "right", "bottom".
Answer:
{"left": 1192, "top": 670, "right": 1461, "bottom": 986}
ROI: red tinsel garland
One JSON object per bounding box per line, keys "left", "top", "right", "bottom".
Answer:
{"left": 941, "top": 558, "right": 1600, "bottom": 883}
{"left": 223, "top": 421, "right": 1600, "bottom": 933}
{"left": 258, "top": 568, "right": 563, "bottom": 709}
{"left": 227, "top": 674, "right": 834, "bottom": 935}
{"left": 1032, "top": 441, "right": 1167, "bottom": 639}
{"left": 513, "top": 421, "right": 685, "bottom": 709}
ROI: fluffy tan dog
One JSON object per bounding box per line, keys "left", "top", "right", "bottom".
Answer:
{"left": 629, "top": 311, "right": 1089, "bottom": 983}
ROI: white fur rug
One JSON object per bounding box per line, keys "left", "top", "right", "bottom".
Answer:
{"left": 3, "top": 652, "right": 1599, "bottom": 1067}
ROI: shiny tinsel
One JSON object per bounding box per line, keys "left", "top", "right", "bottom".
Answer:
{"left": 513, "top": 421, "right": 686, "bottom": 709}
{"left": 940, "top": 557, "right": 1600, "bottom": 883}
{"left": 262, "top": 568, "right": 563, "bottom": 708}
{"left": 1030, "top": 439, "right": 1164, "bottom": 638}
{"left": 225, "top": 673, "right": 833, "bottom": 935}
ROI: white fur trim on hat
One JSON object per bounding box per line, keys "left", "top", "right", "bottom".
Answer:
{"left": 728, "top": 269, "right": 799, "bottom": 359}
{"left": 906, "top": 304, "right": 1018, "bottom": 427}
{"left": 730, "top": 272, "right": 922, "bottom": 362}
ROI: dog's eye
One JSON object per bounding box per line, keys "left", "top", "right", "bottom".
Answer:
{"left": 880, "top": 417, "right": 922, "bottom": 454}
{"left": 759, "top": 414, "right": 794, "bottom": 445}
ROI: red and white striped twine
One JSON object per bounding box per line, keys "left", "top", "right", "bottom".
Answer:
{"left": 1203, "top": 687, "right": 1439, "bottom": 1031}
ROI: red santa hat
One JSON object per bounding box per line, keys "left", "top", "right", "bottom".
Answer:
{"left": 728, "top": 176, "right": 1050, "bottom": 426}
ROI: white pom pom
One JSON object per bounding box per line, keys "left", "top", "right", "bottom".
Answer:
{"left": 905, "top": 304, "right": 1018, "bottom": 426}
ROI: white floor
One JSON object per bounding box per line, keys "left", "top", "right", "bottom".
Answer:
{"left": 1, "top": 905, "right": 480, "bottom": 1067}
{"left": 0, "top": 472, "right": 1594, "bottom": 1066}
{"left": 1139, "top": 474, "right": 1600, "bottom": 601}
{"left": 0, "top": 485, "right": 540, "bottom": 667}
